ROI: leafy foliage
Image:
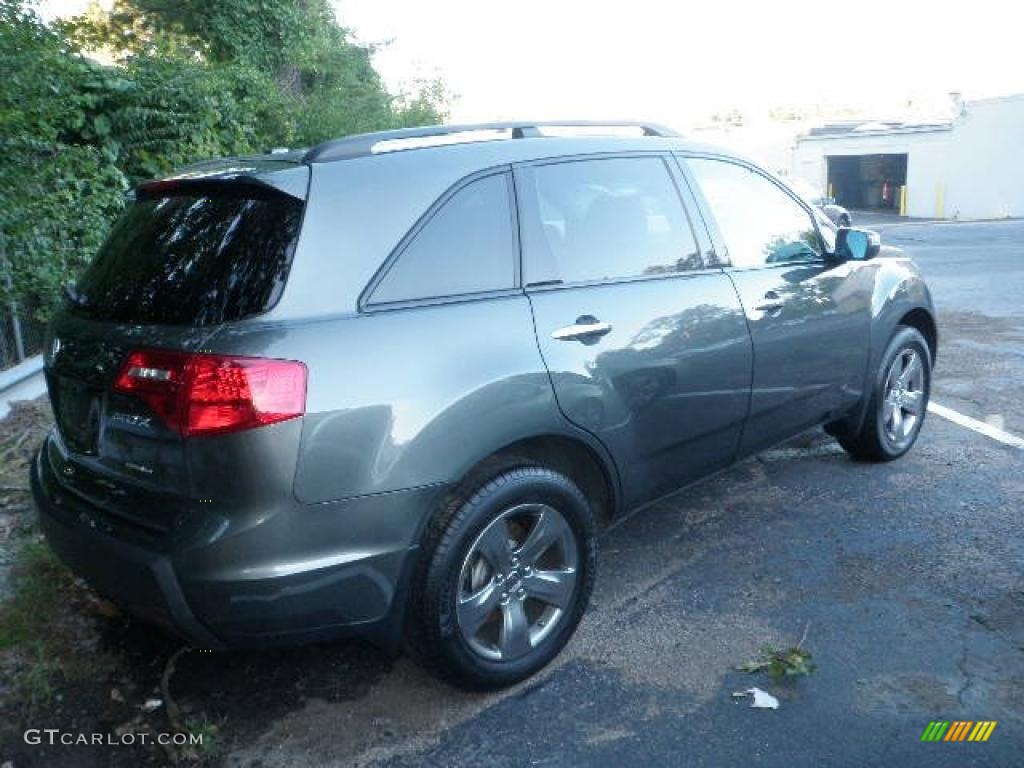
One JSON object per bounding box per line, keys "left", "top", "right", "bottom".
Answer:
{"left": 737, "top": 644, "right": 816, "bottom": 680}
{"left": 0, "top": 0, "right": 447, "bottom": 321}
{"left": 113, "top": 56, "right": 293, "bottom": 179}
{"left": 59, "top": 0, "right": 449, "bottom": 146}
{"left": 1, "top": 1, "right": 129, "bottom": 318}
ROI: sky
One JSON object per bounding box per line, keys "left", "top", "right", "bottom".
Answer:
{"left": 337, "top": 0, "right": 1023, "bottom": 126}
{"left": 38, "top": 0, "right": 1024, "bottom": 129}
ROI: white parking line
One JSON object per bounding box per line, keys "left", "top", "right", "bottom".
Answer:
{"left": 928, "top": 401, "right": 1024, "bottom": 449}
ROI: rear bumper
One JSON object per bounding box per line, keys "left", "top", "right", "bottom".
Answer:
{"left": 31, "top": 441, "right": 439, "bottom": 650}
{"left": 32, "top": 448, "right": 226, "bottom": 649}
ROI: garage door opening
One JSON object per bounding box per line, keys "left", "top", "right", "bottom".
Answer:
{"left": 827, "top": 154, "right": 908, "bottom": 211}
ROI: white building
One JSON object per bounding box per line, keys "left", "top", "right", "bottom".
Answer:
{"left": 791, "top": 94, "right": 1024, "bottom": 219}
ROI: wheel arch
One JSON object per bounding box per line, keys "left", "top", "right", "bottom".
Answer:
{"left": 833, "top": 261, "right": 937, "bottom": 439}
{"left": 443, "top": 433, "right": 620, "bottom": 532}
{"left": 897, "top": 306, "right": 938, "bottom": 364}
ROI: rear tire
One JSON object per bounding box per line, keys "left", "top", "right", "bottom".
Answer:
{"left": 407, "top": 465, "right": 596, "bottom": 690}
{"left": 835, "top": 326, "right": 931, "bottom": 461}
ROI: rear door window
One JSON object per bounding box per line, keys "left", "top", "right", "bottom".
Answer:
{"left": 518, "top": 156, "right": 703, "bottom": 285}
{"left": 72, "top": 185, "right": 304, "bottom": 325}
{"left": 368, "top": 172, "right": 517, "bottom": 305}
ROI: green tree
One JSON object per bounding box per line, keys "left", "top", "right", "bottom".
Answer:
{"left": 61, "top": 0, "right": 448, "bottom": 144}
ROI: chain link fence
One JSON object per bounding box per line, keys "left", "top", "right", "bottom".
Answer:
{"left": 0, "top": 250, "right": 49, "bottom": 372}
{"left": 0, "top": 302, "right": 47, "bottom": 372}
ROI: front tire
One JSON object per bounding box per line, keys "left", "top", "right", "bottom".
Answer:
{"left": 407, "top": 466, "right": 596, "bottom": 690}
{"left": 835, "top": 326, "right": 931, "bottom": 461}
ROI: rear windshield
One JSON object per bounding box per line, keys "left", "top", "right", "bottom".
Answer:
{"left": 71, "top": 187, "right": 304, "bottom": 325}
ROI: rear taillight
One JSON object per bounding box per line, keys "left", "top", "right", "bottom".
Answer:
{"left": 114, "top": 349, "right": 307, "bottom": 437}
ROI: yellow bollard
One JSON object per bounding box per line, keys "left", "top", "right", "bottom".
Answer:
{"left": 828, "top": 182, "right": 833, "bottom": 199}
{"left": 935, "top": 184, "right": 945, "bottom": 219}
{"left": 899, "top": 185, "right": 907, "bottom": 217}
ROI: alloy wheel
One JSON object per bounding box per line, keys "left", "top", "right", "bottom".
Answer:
{"left": 456, "top": 503, "right": 579, "bottom": 662}
{"left": 881, "top": 347, "right": 926, "bottom": 448}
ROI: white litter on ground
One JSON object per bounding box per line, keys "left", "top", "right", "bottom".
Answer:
{"left": 732, "top": 687, "right": 780, "bottom": 709}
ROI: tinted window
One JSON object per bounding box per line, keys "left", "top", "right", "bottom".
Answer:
{"left": 687, "top": 158, "right": 823, "bottom": 268}
{"left": 72, "top": 188, "right": 303, "bottom": 325}
{"left": 370, "top": 173, "right": 516, "bottom": 304}
{"left": 520, "top": 157, "right": 701, "bottom": 284}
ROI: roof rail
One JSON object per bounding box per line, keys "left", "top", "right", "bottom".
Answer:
{"left": 303, "top": 120, "right": 680, "bottom": 163}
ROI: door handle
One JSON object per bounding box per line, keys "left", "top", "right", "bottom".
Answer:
{"left": 754, "top": 291, "right": 784, "bottom": 313}
{"left": 551, "top": 318, "right": 613, "bottom": 342}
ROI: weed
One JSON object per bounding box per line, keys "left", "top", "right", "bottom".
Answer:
{"left": 737, "top": 623, "right": 817, "bottom": 681}
{"left": 184, "top": 716, "right": 224, "bottom": 760}
{"left": 0, "top": 537, "right": 77, "bottom": 710}
{"left": 7, "top": 641, "right": 61, "bottom": 713}
{"left": 738, "top": 644, "right": 816, "bottom": 680}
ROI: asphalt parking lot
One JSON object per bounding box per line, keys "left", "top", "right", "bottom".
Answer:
{"left": 7, "top": 216, "right": 1024, "bottom": 768}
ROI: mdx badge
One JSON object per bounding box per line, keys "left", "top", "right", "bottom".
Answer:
{"left": 109, "top": 412, "right": 153, "bottom": 430}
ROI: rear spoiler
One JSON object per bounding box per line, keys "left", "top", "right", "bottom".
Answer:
{"left": 135, "top": 164, "right": 309, "bottom": 202}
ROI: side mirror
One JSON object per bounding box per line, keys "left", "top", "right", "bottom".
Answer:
{"left": 836, "top": 227, "right": 880, "bottom": 261}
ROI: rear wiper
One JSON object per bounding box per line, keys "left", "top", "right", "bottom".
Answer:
{"left": 62, "top": 281, "right": 87, "bottom": 307}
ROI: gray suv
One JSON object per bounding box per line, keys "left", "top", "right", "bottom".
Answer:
{"left": 32, "top": 121, "right": 936, "bottom": 689}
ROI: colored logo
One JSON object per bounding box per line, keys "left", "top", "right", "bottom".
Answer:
{"left": 921, "top": 721, "right": 997, "bottom": 742}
